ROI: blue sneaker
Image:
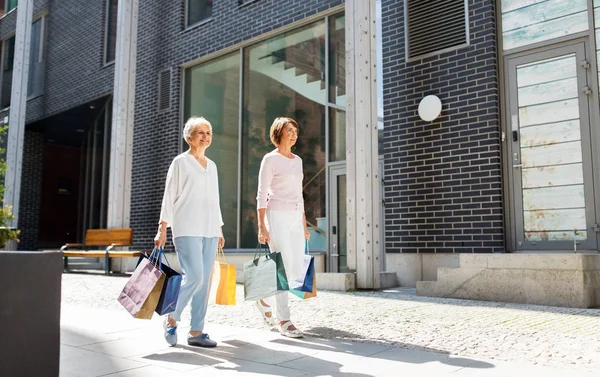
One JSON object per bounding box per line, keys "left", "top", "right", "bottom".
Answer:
{"left": 187, "top": 333, "right": 217, "bottom": 348}
{"left": 163, "top": 317, "right": 177, "bottom": 346}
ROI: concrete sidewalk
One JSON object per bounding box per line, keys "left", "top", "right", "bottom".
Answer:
{"left": 60, "top": 304, "right": 597, "bottom": 377}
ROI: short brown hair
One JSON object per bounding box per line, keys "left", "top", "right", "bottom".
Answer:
{"left": 269, "top": 117, "right": 298, "bottom": 146}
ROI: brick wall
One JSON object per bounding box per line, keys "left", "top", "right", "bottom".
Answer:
{"left": 130, "top": 0, "right": 344, "bottom": 248}
{"left": 381, "top": 0, "right": 504, "bottom": 254}
{"left": 17, "top": 130, "right": 44, "bottom": 250}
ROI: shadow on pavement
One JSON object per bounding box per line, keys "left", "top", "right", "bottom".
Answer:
{"left": 183, "top": 339, "right": 374, "bottom": 377}
{"left": 286, "top": 327, "right": 494, "bottom": 369}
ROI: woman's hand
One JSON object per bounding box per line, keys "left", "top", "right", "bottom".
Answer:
{"left": 258, "top": 225, "right": 270, "bottom": 244}
{"left": 154, "top": 229, "right": 166, "bottom": 249}
{"left": 218, "top": 236, "right": 225, "bottom": 249}
{"left": 304, "top": 227, "right": 310, "bottom": 241}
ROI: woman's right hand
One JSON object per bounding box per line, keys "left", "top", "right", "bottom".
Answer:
{"left": 258, "top": 225, "right": 270, "bottom": 244}
{"left": 154, "top": 229, "right": 166, "bottom": 249}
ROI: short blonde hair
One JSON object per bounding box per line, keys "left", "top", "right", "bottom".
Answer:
{"left": 269, "top": 117, "right": 298, "bottom": 146}
{"left": 183, "top": 117, "right": 212, "bottom": 143}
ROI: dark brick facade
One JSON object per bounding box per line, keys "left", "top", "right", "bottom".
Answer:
{"left": 130, "top": 0, "right": 344, "bottom": 248}
{"left": 381, "top": 0, "right": 504, "bottom": 254}
{"left": 17, "top": 130, "right": 43, "bottom": 250}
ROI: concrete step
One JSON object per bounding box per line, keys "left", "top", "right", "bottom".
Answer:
{"left": 380, "top": 271, "right": 397, "bottom": 288}
{"left": 416, "top": 280, "right": 437, "bottom": 296}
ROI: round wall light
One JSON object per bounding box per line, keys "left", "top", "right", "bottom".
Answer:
{"left": 418, "top": 95, "right": 442, "bottom": 122}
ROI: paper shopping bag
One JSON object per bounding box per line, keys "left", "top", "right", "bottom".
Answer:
{"left": 243, "top": 244, "right": 289, "bottom": 301}
{"left": 213, "top": 248, "right": 237, "bottom": 305}
{"left": 117, "top": 256, "right": 165, "bottom": 319}
{"left": 290, "top": 241, "right": 317, "bottom": 299}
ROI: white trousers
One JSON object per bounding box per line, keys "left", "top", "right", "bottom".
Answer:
{"left": 264, "top": 209, "right": 305, "bottom": 322}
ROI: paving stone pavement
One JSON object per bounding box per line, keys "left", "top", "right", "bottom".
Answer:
{"left": 61, "top": 273, "right": 600, "bottom": 372}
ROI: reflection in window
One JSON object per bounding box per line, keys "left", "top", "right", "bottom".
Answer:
{"left": 187, "top": 0, "right": 213, "bottom": 27}
{"left": 28, "top": 18, "right": 44, "bottom": 98}
{"left": 241, "top": 20, "right": 327, "bottom": 248}
{"left": 0, "top": 0, "right": 17, "bottom": 16}
{"left": 501, "top": 0, "right": 588, "bottom": 50}
{"left": 184, "top": 53, "right": 240, "bottom": 246}
{"left": 329, "top": 14, "right": 345, "bottom": 107}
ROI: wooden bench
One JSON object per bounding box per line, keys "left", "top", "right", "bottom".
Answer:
{"left": 60, "top": 228, "right": 141, "bottom": 274}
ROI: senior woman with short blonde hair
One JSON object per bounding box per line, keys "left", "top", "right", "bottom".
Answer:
{"left": 154, "top": 116, "right": 225, "bottom": 348}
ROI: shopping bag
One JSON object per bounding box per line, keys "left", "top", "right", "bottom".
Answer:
{"left": 290, "top": 241, "right": 317, "bottom": 299}
{"left": 243, "top": 244, "right": 289, "bottom": 301}
{"left": 210, "top": 247, "right": 237, "bottom": 305}
{"left": 144, "top": 248, "right": 182, "bottom": 315}
{"left": 117, "top": 255, "right": 165, "bottom": 319}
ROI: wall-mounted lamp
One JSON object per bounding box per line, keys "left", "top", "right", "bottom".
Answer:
{"left": 418, "top": 95, "right": 442, "bottom": 122}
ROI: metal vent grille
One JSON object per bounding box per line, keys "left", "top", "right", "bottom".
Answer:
{"left": 158, "top": 69, "right": 171, "bottom": 111}
{"left": 405, "top": 0, "right": 468, "bottom": 60}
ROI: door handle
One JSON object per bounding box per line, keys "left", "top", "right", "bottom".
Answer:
{"left": 331, "top": 243, "right": 339, "bottom": 257}
{"left": 513, "top": 164, "right": 523, "bottom": 168}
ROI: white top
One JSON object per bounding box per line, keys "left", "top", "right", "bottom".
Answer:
{"left": 256, "top": 150, "right": 304, "bottom": 212}
{"left": 159, "top": 152, "right": 224, "bottom": 238}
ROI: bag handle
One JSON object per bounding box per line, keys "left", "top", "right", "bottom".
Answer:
{"left": 305, "top": 240, "right": 310, "bottom": 255}
{"left": 253, "top": 243, "right": 271, "bottom": 265}
{"left": 216, "top": 246, "right": 226, "bottom": 263}
{"left": 149, "top": 247, "right": 171, "bottom": 270}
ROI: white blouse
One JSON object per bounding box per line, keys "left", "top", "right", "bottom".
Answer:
{"left": 159, "top": 152, "right": 224, "bottom": 239}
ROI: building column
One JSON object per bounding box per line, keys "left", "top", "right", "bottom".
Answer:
{"left": 4, "top": 0, "right": 34, "bottom": 229}
{"left": 107, "top": 0, "right": 139, "bottom": 229}
{"left": 345, "top": 0, "right": 381, "bottom": 289}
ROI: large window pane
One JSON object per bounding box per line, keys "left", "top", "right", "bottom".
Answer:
{"left": 184, "top": 52, "right": 240, "bottom": 247}
{"left": 241, "top": 21, "right": 327, "bottom": 248}
{"left": 187, "top": 0, "right": 212, "bottom": 27}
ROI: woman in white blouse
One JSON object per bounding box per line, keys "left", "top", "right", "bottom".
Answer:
{"left": 255, "top": 117, "right": 310, "bottom": 338}
{"left": 154, "top": 116, "right": 225, "bottom": 348}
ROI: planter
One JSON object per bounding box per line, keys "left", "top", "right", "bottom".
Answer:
{"left": 0, "top": 251, "right": 62, "bottom": 376}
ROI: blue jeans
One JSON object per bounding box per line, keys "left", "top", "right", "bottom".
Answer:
{"left": 169, "top": 236, "right": 218, "bottom": 331}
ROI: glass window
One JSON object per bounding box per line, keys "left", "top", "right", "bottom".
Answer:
{"left": 1, "top": 36, "right": 15, "bottom": 109}
{"left": 28, "top": 18, "right": 43, "bottom": 98}
{"left": 501, "top": 0, "right": 588, "bottom": 50}
{"left": 105, "top": 0, "right": 118, "bottom": 64}
{"left": 187, "top": 0, "right": 213, "bottom": 27}
{"left": 241, "top": 20, "right": 327, "bottom": 248}
{"left": 184, "top": 52, "right": 240, "bottom": 246}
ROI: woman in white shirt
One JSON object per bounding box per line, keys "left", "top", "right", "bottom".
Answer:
{"left": 154, "top": 117, "right": 225, "bottom": 348}
{"left": 256, "top": 117, "right": 310, "bottom": 338}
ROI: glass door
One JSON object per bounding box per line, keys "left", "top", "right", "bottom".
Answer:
{"left": 329, "top": 164, "right": 348, "bottom": 272}
{"left": 506, "top": 41, "right": 598, "bottom": 250}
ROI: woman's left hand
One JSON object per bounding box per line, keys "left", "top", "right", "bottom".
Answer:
{"left": 218, "top": 236, "right": 225, "bottom": 249}
{"left": 304, "top": 228, "right": 310, "bottom": 240}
